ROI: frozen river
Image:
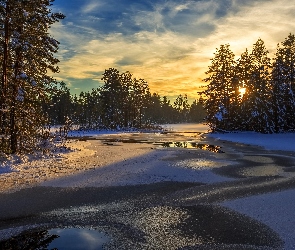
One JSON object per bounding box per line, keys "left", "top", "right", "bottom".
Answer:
{"left": 1, "top": 123, "right": 295, "bottom": 249}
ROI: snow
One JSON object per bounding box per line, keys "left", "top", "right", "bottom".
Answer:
{"left": 208, "top": 131, "right": 295, "bottom": 151}
{"left": 222, "top": 189, "right": 295, "bottom": 250}
{"left": 41, "top": 149, "right": 232, "bottom": 188}
{"left": 19, "top": 72, "right": 27, "bottom": 79}
{"left": 16, "top": 87, "right": 24, "bottom": 102}
{"left": 208, "top": 130, "right": 295, "bottom": 249}
{"left": 160, "top": 123, "right": 209, "bottom": 132}
{"left": 1, "top": 124, "right": 295, "bottom": 248}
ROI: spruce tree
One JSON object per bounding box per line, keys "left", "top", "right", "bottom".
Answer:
{"left": 274, "top": 34, "right": 295, "bottom": 131}
{"left": 129, "top": 77, "right": 150, "bottom": 128}
{"left": 0, "top": 0, "right": 65, "bottom": 153}
{"left": 234, "top": 48, "right": 253, "bottom": 130}
{"left": 202, "top": 44, "right": 236, "bottom": 131}
{"left": 100, "top": 68, "right": 151, "bottom": 129}
{"left": 100, "top": 68, "right": 126, "bottom": 128}
{"left": 272, "top": 43, "right": 288, "bottom": 132}
{"left": 245, "top": 38, "right": 274, "bottom": 133}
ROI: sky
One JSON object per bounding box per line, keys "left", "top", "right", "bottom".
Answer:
{"left": 50, "top": 0, "right": 295, "bottom": 101}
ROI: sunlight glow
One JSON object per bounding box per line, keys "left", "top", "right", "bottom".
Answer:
{"left": 239, "top": 87, "right": 246, "bottom": 96}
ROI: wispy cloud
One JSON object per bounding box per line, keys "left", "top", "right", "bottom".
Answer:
{"left": 81, "top": 1, "right": 102, "bottom": 14}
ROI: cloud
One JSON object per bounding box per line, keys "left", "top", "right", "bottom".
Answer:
{"left": 51, "top": 0, "right": 295, "bottom": 100}
{"left": 196, "top": 0, "right": 295, "bottom": 57}
{"left": 52, "top": 29, "right": 201, "bottom": 98}
{"left": 81, "top": 1, "right": 102, "bottom": 14}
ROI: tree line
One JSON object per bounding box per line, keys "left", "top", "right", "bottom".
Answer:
{"left": 45, "top": 68, "right": 205, "bottom": 130}
{"left": 201, "top": 33, "right": 295, "bottom": 133}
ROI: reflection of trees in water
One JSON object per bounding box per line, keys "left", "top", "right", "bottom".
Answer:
{"left": 161, "top": 141, "right": 223, "bottom": 153}
{"left": 0, "top": 230, "right": 58, "bottom": 250}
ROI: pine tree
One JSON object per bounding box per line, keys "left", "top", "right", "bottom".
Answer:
{"left": 202, "top": 44, "right": 236, "bottom": 131}
{"left": 272, "top": 43, "right": 288, "bottom": 132}
{"left": 145, "top": 93, "right": 163, "bottom": 124}
{"left": 188, "top": 98, "right": 206, "bottom": 123}
{"left": 100, "top": 68, "right": 151, "bottom": 129}
{"left": 173, "top": 94, "right": 190, "bottom": 122}
{"left": 47, "top": 81, "right": 72, "bottom": 125}
{"left": 129, "top": 77, "right": 150, "bottom": 128}
{"left": 233, "top": 48, "right": 253, "bottom": 130}
{"left": 0, "top": 0, "right": 65, "bottom": 153}
{"left": 274, "top": 34, "right": 295, "bottom": 131}
{"left": 100, "top": 68, "right": 124, "bottom": 128}
{"left": 244, "top": 38, "right": 274, "bottom": 133}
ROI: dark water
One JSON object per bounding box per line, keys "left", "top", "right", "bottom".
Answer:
{"left": 98, "top": 138, "right": 223, "bottom": 153}
{"left": 0, "top": 228, "right": 110, "bottom": 250}
{"left": 47, "top": 228, "right": 109, "bottom": 250}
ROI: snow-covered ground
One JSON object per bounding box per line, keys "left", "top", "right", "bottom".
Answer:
{"left": 1, "top": 123, "right": 295, "bottom": 248}
{"left": 207, "top": 130, "right": 295, "bottom": 249}
{"left": 208, "top": 131, "right": 295, "bottom": 151}
{"left": 159, "top": 125, "right": 295, "bottom": 249}
{"left": 222, "top": 189, "right": 295, "bottom": 249}
{"left": 161, "top": 123, "right": 210, "bottom": 133}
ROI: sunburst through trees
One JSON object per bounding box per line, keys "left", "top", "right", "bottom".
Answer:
{"left": 201, "top": 33, "right": 295, "bottom": 133}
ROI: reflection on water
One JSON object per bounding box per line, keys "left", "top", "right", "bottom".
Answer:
{"left": 100, "top": 138, "right": 223, "bottom": 153}
{"left": 0, "top": 230, "right": 59, "bottom": 249}
{"left": 48, "top": 228, "right": 109, "bottom": 250}
{"left": 0, "top": 228, "right": 109, "bottom": 250}
{"left": 160, "top": 142, "right": 224, "bottom": 153}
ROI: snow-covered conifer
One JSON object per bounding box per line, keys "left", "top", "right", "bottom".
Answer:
{"left": 245, "top": 38, "right": 274, "bottom": 133}
{"left": 0, "top": 0, "right": 65, "bottom": 153}
{"left": 202, "top": 44, "right": 236, "bottom": 131}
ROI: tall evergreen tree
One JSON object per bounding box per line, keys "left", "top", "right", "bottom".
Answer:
{"left": 273, "top": 34, "right": 295, "bottom": 131}
{"left": 129, "top": 77, "right": 150, "bottom": 128}
{"left": 232, "top": 48, "right": 253, "bottom": 130}
{"left": 202, "top": 44, "right": 236, "bottom": 131}
{"left": 188, "top": 98, "right": 206, "bottom": 123}
{"left": 0, "top": 0, "right": 65, "bottom": 153}
{"left": 145, "top": 93, "right": 162, "bottom": 124}
{"left": 47, "top": 81, "right": 72, "bottom": 125}
{"left": 244, "top": 38, "right": 274, "bottom": 133}
{"left": 100, "top": 68, "right": 151, "bottom": 129}
{"left": 100, "top": 68, "right": 125, "bottom": 128}
{"left": 173, "top": 94, "right": 190, "bottom": 122}
{"left": 272, "top": 43, "right": 288, "bottom": 132}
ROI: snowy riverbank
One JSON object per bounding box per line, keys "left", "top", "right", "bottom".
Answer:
{"left": 208, "top": 131, "right": 295, "bottom": 151}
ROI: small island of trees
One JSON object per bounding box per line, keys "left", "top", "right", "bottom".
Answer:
{"left": 46, "top": 68, "right": 205, "bottom": 131}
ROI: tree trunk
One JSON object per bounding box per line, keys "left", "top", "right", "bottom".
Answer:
{"left": 1, "top": 2, "right": 10, "bottom": 136}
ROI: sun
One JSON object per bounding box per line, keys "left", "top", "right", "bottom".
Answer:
{"left": 239, "top": 87, "right": 246, "bottom": 97}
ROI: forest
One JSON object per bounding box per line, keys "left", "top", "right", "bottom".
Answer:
{"left": 45, "top": 68, "right": 205, "bottom": 130}
{"left": 201, "top": 34, "right": 295, "bottom": 134}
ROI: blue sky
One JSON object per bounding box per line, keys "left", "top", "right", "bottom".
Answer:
{"left": 50, "top": 0, "right": 295, "bottom": 100}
